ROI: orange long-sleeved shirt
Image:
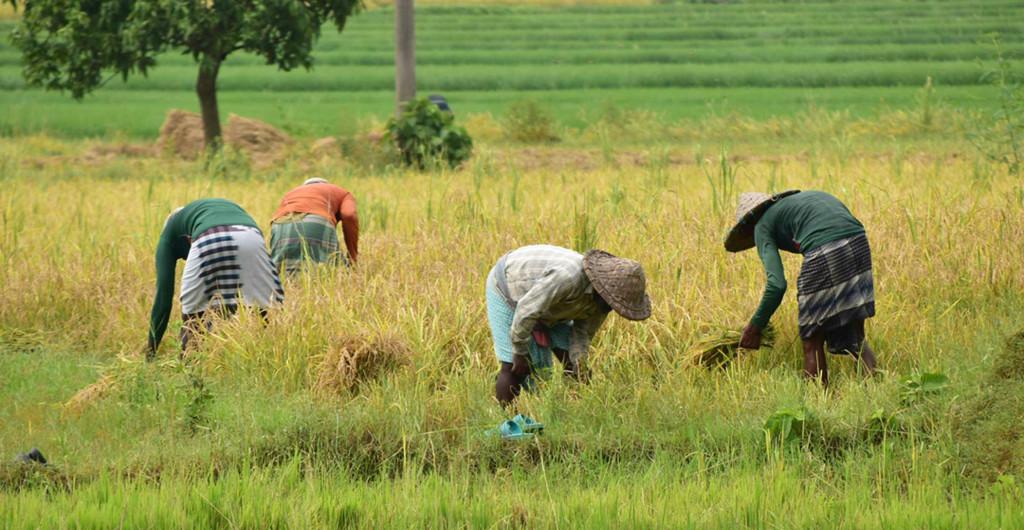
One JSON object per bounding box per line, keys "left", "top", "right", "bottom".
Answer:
{"left": 271, "top": 183, "right": 359, "bottom": 263}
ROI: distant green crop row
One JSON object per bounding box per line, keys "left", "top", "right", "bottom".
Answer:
{"left": 342, "top": 2, "right": 1022, "bottom": 30}
{"left": 0, "top": 85, "right": 998, "bottom": 139}
{"left": 335, "top": 23, "right": 1023, "bottom": 46}
{"left": 377, "top": 0, "right": 1023, "bottom": 19}
{"left": 311, "top": 32, "right": 1024, "bottom": 53}
{"left": 6, "top": 42, "right": 1007, "bottom": 69}
{"left": 350, "top": 12, "right": 1019, "bottom": 33}
{"left": 0, "top": 60, "right": 989, "bottom": 92}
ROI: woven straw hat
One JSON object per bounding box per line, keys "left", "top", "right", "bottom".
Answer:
{"left": 582, "top": 249, "right": 652, "bottom": 321}
{"left": 304, "top": 177, "right": 328, "bottom": 185}
{"left": 724, "top": 190, "right": 800, "bottom": 252}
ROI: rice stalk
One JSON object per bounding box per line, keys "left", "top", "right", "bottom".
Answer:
{"left": 685, "top": 324, "right": 776, "bottom": 368}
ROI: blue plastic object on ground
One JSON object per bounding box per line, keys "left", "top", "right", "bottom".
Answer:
{"left": 512, "top": 414, "right": 544, "bottom": 433}
{"left": 485, "top": 415, "right": 545, "bottom": 440}
{"left": 498, "top": 420, "right": 534, "bottom": 440}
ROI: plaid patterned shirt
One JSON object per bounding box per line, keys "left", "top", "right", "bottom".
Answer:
{"left": 499, "top": 245, "right": 609, "bottom": 362}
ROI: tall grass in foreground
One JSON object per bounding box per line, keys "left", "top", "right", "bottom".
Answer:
{"left": 4, "top": 460, "right": 1023, "bottom": 528}
{"left": 1, "top": 136, "right": 1024, "bottom": 526}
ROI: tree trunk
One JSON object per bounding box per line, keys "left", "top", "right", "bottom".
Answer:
{"left": 196, "top": 55, "right": 223, "bottom": 151}
{"left": 394, "top": 0, "right": 416, "bottom": 117}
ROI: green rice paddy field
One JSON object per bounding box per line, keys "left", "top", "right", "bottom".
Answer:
{"left": 1, "top": 0, "right": 1022, "bottom": 138}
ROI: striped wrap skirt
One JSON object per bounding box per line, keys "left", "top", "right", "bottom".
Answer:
{"left": 796, "top": 233, "right": 875, "bottom": 354}
{"left": 269, "top": 213, "right": 345, "bottom": 274}
{"left": 180, "top": 225, "right": 285, "bottom": 316}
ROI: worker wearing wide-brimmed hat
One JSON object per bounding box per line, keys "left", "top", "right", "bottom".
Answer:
{"left": 726, "top": 190, "right": 877, "bottom": 386}
{"left": 270, "top": 177, "right": 359, "bottom": 273}
{"left": 486, "top": 245, "right": 651, "bottom": 406}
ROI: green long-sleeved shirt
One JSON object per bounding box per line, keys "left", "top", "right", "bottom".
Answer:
{"left": 750, "top": 191, "right": 865, "bottom": 329}
{"left": 148, "top": 199, "right": 259, "bottom": 353}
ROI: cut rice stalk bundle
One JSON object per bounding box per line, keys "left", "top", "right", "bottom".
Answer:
{"left": 63, "top": 374, "right": 118, "bottom": 415}
{"left": 62, "top": 355, "right": 146, "bottom": 415}
{"left": 685, "top": 324, "right": 776, "bottom": 368}
{"left": 314, "top": 332, "right": 413, "bottom": 396}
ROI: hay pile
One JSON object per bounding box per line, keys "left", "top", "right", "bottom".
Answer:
{"left": 310, "top": 136, "right": 340, "bottom": 158}
{"left": 953, "top": 329, "right": 1024, "bottom": 481}
{"left": 156, "top": 110, "right": 294, "bottom": 164}
{"left": 224, "top": 114, "right": 293, "bottom": 163}
{"left": 993, "top": 329, "right": 1024, "bottom": 380}
{"left": 314, "top": 333, "right": 412, "bottom": 396}
{"left": 685, "top": 324, "right": 776, "bottom": 368}
{"left": 156, "top": 110, "right": 205, "bottom": 159}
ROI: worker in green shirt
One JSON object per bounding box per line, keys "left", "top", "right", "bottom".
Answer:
{"left": 725, "top": 190, "right": 877, "bottom": 386}
{"left": 148, "top": 199, "right": 284, "bottom": 358}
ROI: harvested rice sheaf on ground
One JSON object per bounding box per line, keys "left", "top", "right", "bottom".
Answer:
{"left": 61, "top": 356, "right": 148, "bottom": 415}
{"left": 685, "top": 325, "right": 776, "bottom": 368}
{"left": 993, "top": 329, "right": 1024, "bottom": 381}
{"left": 314, "top": 333, "right": 413, "bottom": 396}
{"left": 62, "top": 374, "right": 117, "bottom": 415}
{"left": 953, "top": 329, "right": 1024, "bottom": 482}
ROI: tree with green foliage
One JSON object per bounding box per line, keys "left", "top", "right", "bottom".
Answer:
{"left": 6, "top": 0, "right": 361, "bottom": 149}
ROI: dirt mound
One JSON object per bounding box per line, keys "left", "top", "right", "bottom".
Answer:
{"left": 156, "top": 110, "right": 293, "bottom": 164}
{"left": 314, "top": 333, "right": 412, "bottom": 396}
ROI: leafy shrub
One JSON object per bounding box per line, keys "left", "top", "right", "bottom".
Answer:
{"left": 763, "top": 406, "right": 809, "bottom": 444}
{"left": 502, "top": 99, "right": 560, "bottom": 143}
{"left": 385, "top": 97, "right": 473, "bottom": 169}
{"left": 899, "top": 372, "right": 949, "bottom": 404}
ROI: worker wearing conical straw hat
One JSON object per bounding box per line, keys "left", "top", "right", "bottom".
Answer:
{"left": 270, "top": 177, "right": 359, "bottom": 274}
{"left": 725, "top": 190, "right": 877, "bottom": 386}
{"left": 486, "top": 245, "right": 651, "bottom": 406}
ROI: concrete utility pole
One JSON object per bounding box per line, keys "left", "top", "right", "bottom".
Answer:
{"left": 395, "top": 0, "right": 416, "bottom": 117}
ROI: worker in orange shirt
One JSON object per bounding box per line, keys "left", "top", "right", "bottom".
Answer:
{"left": 270, "top": 178, "right": 359, "bottom": 273}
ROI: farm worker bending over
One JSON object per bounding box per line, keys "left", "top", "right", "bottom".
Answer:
{"left": 726, "top": 190, "right": 878, "bottom": 386}
{"left": 148, "top": 199, "right": 284, "bottom": 358}
{"left": 270, "top": 177, "right": 359, "bottom": 273}
{"left": 487, "top": 245, "right": 652, "bottom": 406}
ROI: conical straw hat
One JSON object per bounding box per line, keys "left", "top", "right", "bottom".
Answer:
{"left": 723, "top": 190, "right": 800, "bottom": 252}
{"left": 582, "top": 249, "right": 652, "bottom": 321}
